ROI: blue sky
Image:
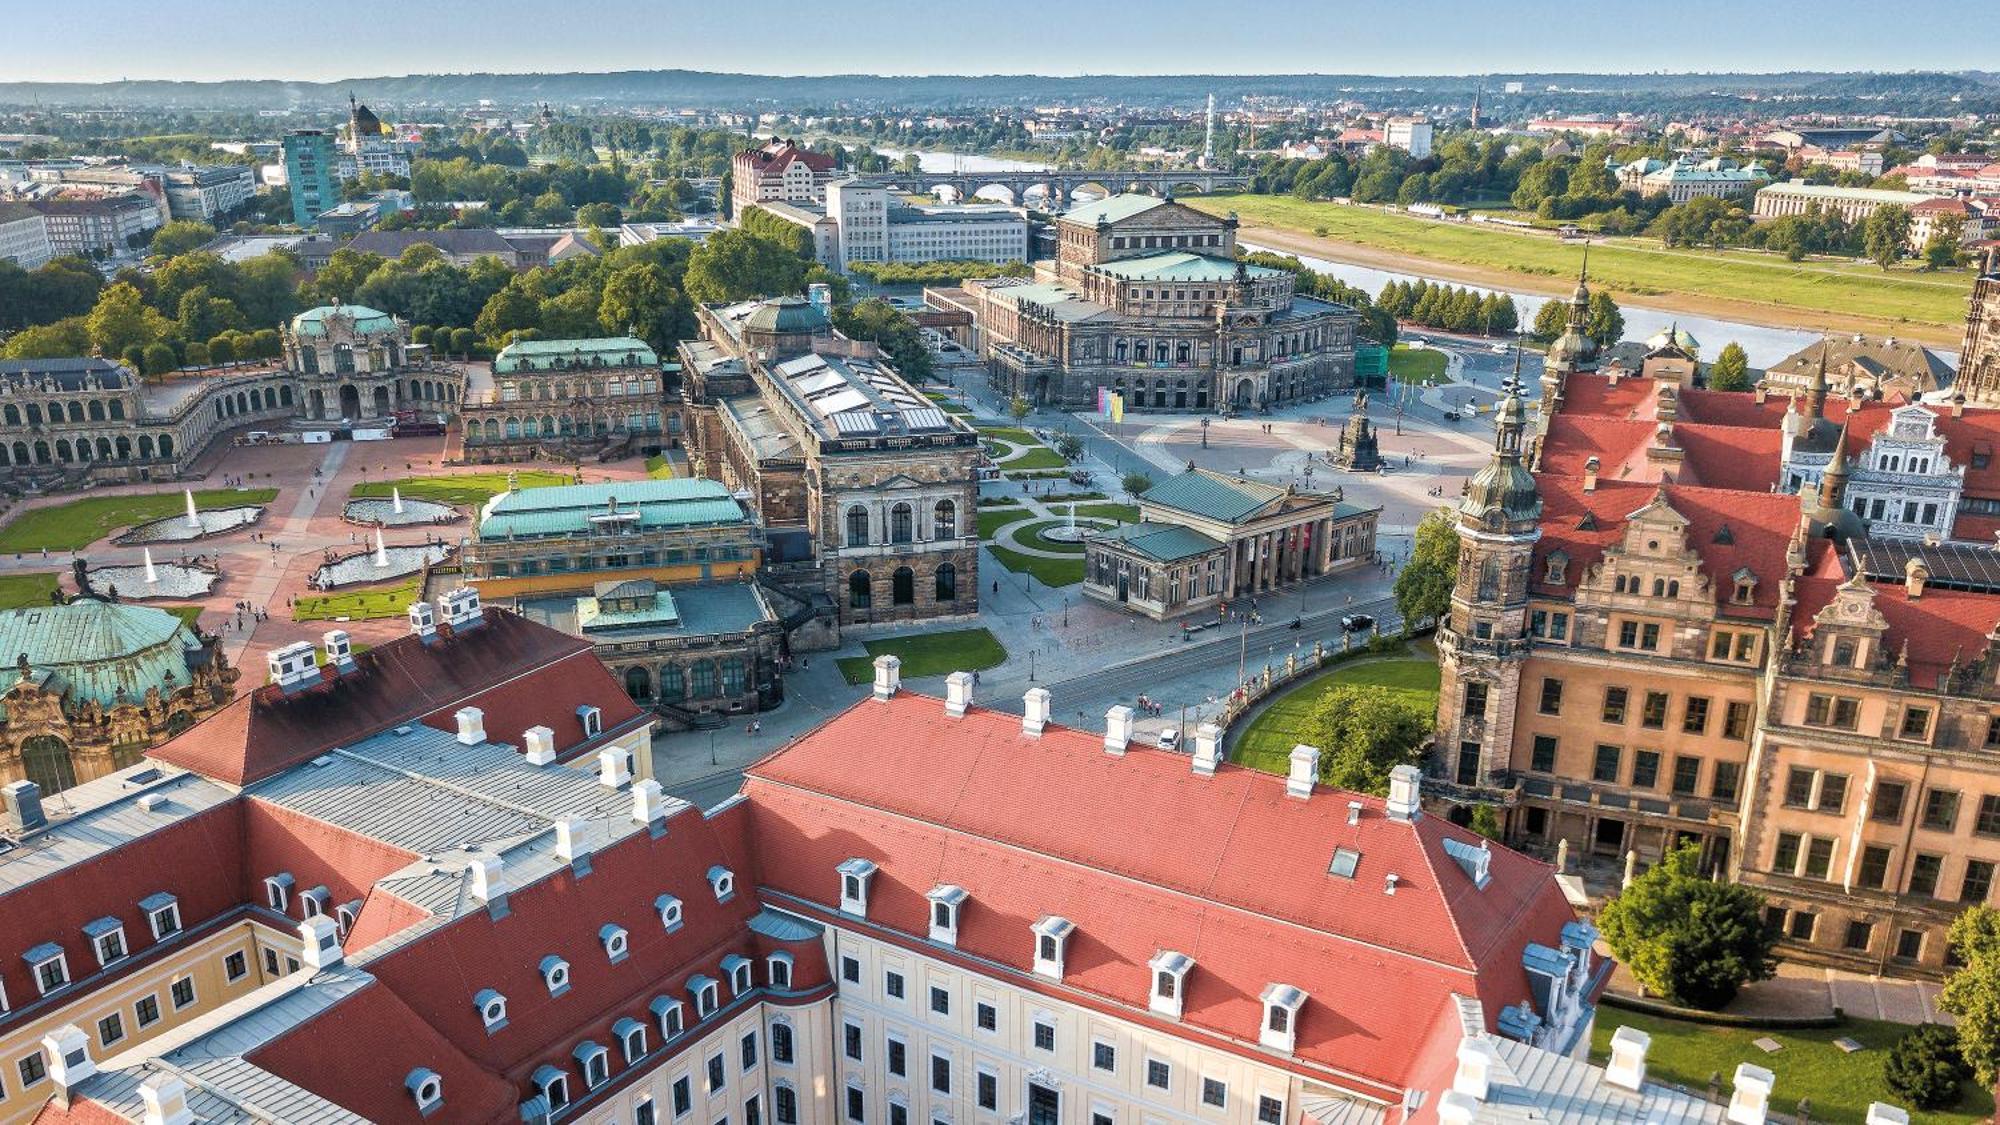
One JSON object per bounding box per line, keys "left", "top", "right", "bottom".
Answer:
{"left": 7, "top": 0, "right": 1990, "bottom": 83}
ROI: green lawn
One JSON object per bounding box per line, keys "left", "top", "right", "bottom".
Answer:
{"left": 350, "top": 471, "right": 573, "bottom": 507}
{"left": 1234, "top": 653, "right": 1440, "bottom": 773}
{"left": 1011, "top": 519, "right": 1088, "bottom": 555}
{"left": 0, "top": 572, "right": 59, "bottom": 610}
{"left": 1590, "top": 1010, "right": 1993, "bottom": 1125}
{"left": 294, "top": 575, "right": 424, "bottom": 622}
{"left": 644, "top": 455, "right": 675, "bottom": 479}
{"left": 1066, "top": 502, "right": 1140, "bottom": 524}
{"left": 0, "top": 488, "right": 279, "bottom": 553}
{"left": 975, "top": 426, "right": 1040, "bottom": 444}
{"left": 987, "top": 543, "right": 1085, "bottom": 588}
{"left": 976, "top": 506, "right": 1036, "bottom": 540}
{"left": 161, "top": 604, "right": 205, "bottom": 630}
{"left": 836, "top": 627, "right": 1009, "bottom": 684}
{"left": 1185, "top": 193, "right": 1972, "bottom": 334}
{"left": 1389, "top": 343, "right": 1448, "bottom": 384}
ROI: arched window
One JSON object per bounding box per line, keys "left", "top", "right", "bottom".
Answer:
{"left": 936, "top": 563, "right": 957, "bottom": 602}
{"left": 138, "top": 436, "right": 154, "bottom": 459}
{"left": 4, "top": 405, "right": 19, "bottom": 426}
{"left": 158, "top": 435, "right": 173, "bottom": 459}
{"left": 25, "top": 404, "right": 41, "bottom": 426}
{"left": 891, "top": 503, "right": 914, "bottom": 544}
{"left": 689, "top": 660, "right": 717, "bottom": 698}
{"left": 279, "top": 385, "right": 294, "bottom": 406}
{"left": 659, "top": 664, "right": 684, "bottom": 701}
{"left": 108, "top": 399, "right": 124, "bottom": 420}
{"left": 113, "top": 436, "right": 129, "bottom": 461}
{"left": 623, "top": 666, "right": 652, "bottom": 700}
{"left": 333, "top": 344, "right": 355, "bottom": 374}
{"left": 892, "top": 567, "right": 915, "bottom": 606}
{"left": 94, "top": 438, "right": 110, "bottom": 461}
{"left": 849, "top": 570, "right": 872, "bottom": 609}
{"left": 720, "top": 658, "right": 746, "bottom": 695}
{"left": 54, "top": 439, "right": 71, "bottom": 463}
{"left": 66, "top": 401, "right": 82, "bottom": 423}
{"left": 11, "top": 442, "right": 27, "bottom": 465}
{"left": 933, "top": 500, "right": 957, "bottom": 540}
{"left": 846, "top": 506, "right": 870, "bottom": 547}
{"left": 300, "top": 348, "right": 318, "bottom": 375}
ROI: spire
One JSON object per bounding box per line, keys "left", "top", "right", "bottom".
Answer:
{"left": 1822, "top": 418, "right": 1852, "bottom": 498}
{"left": 1807, "top": 343, "right": 1829, "bottom": 421}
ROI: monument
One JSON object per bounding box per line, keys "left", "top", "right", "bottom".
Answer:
{"left": 1332, "top": 392, "right": 1383, "bottom": 471}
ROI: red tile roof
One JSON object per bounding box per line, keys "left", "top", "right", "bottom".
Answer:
{"left": 1790, "top": 544, "right": 2000, "bottom": 690}
{"left": 741, "top": 692, "right": 1578, "bottom": 1091}
{"left": 741, "top": 141, "right": 836, "bottom": 175}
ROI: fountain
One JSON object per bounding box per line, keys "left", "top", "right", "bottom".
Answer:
{"left": 142, "top": 548, "right": 158, "bottom": 585}
{"left": 310, "top": 542, "right": 454, "bottom": 589}
{"left": 341, "top": 493, "right": 461, "bottom": 527}
{"left": 1038, "top": 502, "right": 1093, "bottom": 545}
{"left": 87, "top": 553, "right": 220, "bottom": 599}
{"left": 392, "top": 487, "right": 405, "bottom": 515}
{"left": 373, "top": 529, "right": 390, "bottom": 567}
{"left": 183, "top": 489, "right": 200, "bottom": 529}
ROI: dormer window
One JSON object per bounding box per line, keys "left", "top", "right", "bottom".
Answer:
{"left": 1543, "top": 550, "right": 1569, "bottom": 584}
{"left": 300, "top": 885, "right": 331, "bottom": 919}
{"left": 406, "top": 1068, "right": 443, "bottom": 1116}
{"left": 140, "top": 893, "right": 182, "bottom": 941}
{"left": 1031, "top": 916, "right": 1074, "bottom": 980}
{"left": 652, "top": 995, "right": 685, "bottom": 1039}
{"left": 708, "top": 865, "right": 735, "bottom": 903}
{"left": 85, "top": 918, "right": 127, "bottom": 967}
{"left": 657, "top": 894, "right": 684, "bottom": 932}
{"left": 616, "top": 1017, "right": 648, "bottom": 1063}
{"left": 927, "top": 885, "right": 967, "bottom": 946}
{"left": 723, "top": 954, "right": 753, "bottom": 996}
{"left": 576, "top": 1041, "right": 611, "bottom": 1088}
{"left": 1732, "top": 567, "right": 1758, "bottom": 605}
{"left": 1148, "top": 951, "right": 1193, "bottom": 1019}
{"left": 264, "top": 872, "right": 294, "bottom": 913}
{"left": 534, "top": 1065, "right": 571, "bottom": 1112}
{"left": 541, "top": 955, "right": 571, "bottom": 996}
{"left": 578, "top": 704, "right": 603, "bottom": 739}
{"left": 1259, "top": 984, "right": 1307, "bottom": 1052}
{"left": 474, "top": 988, "right": 508, "bottom": 1033}
{"left": 335, "top": 900, "right": 361, "bottom": 940}
{"left": 768, "top": 952, "right": 795, "bottom": 990}
{"left": 837, "top": 858, "right": 878, "bottom": 915}
{"left": 602, "top": 924, "right": 630, "bottom": 964}
{"left": 26, "top": 943, "right": 70, "bottom": 995}
{"left": 691, "top": 973, "right": 720, "bottom": 1017}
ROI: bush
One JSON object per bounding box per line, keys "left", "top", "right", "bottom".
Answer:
{"left": 1599, "top": 843, "right": 1775, "bottom": 1010}
{"left": 1120, "top": 471, "right": 1154, "bottom": 497}
{"left": 1883, "top": 1023, "right": 1969, "bottom": 1110}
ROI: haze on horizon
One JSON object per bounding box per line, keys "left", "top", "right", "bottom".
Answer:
{"left": 8, "top": 0, "right": 1991, "bottom": 86}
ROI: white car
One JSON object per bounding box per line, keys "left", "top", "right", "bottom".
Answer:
{"left": 1155, "top": 728, "right": 1180, "bottom": 750}
{"left": 1490, "top": 343, "right": 1510, "bottom": 354}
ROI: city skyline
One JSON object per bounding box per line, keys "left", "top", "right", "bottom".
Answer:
{"left": 8, "top": 0, "right": 1995, "bottom": 85}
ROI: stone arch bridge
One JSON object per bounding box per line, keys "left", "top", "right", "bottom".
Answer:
{"left": 877, "top": 169, "right": 1250, "bottom": 206}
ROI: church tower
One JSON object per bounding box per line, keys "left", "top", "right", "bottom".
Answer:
{"left": 1957, "top": 249, "right": 2000, "bottom": 407}
{"left": 1436, "top": 386, "right": 1543, "bottom": 791}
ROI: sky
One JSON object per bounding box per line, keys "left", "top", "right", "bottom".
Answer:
{"left": 5, "top": 0, "right": 1992, "bottom": 84}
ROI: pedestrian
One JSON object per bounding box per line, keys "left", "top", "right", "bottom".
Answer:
{"left": 992, "top": 579, "right": 999, "bottom": 595}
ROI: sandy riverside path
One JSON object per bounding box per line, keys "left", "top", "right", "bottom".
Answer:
{"left": 1232, "top": 221, "right": 1965, "bottom": 349}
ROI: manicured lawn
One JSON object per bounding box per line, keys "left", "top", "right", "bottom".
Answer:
{"left": 975, "top": 426, "right": 1040, "bottom": 444}
{"left": 350, "top": 471, "right": 572, "bottom": 507}
{"left": 294, "top": 575, "right": 424, "bottom": 622}
{"left": 1234, "top": 653, "right": 1439, "bottom": 773}
{"left": 161, "top": 604, "right": 205, "bottom": 630}
{"left": 836, "top": 627, "right": 1008, "bottom": 684}
{"left": 987, "top": 543, "right": 1085, "bottom": 588}
{"left": 1185, "top": 193, "right": 1972, "bottom": 333}
{"left": 976, "top": 506, "right": 1036, "bottom": 540}
{"left": 1066, "top": 502, "right": 1140, "bottom": 524}
{"left": 1589, "top": 1010, "right": 1993, "bottom": 1125}
{"left": 1389, "top": 343, "right": 1448, "bottom": 384}
{"left": 644, "top": 455, "right": 675, "bottom": 479}
{"left": 0, "top": 572, "right": 59, "bottom": 610}
{"left": 1010, "top": 519, "right": 1089, "bottom": 555}
{"left": 0, "top": 488, "right": 279, "bottom": 553}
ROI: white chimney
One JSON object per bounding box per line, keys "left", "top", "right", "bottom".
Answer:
{"left": 266, "top": 640, "right": 317, "bottom": 690}
{"left": 1865, "top": 1104, "right": 1910, "bottom": 1125}
{"left": 321, "top": 629, "right": 354, "bottom": 668}
{"left": 944, "top": 671, "right": 974, "bottom": 718}
{"left": 555, "top": 816, "right": 588, "bottom": 863}
{"left": 1347, "top": 800, "right": 1363, "bottom": 825}
{"left": 1286, "top": 744, "right": 1321, "bottom": 798}
{"left": 632, "top": 778, "right": 668, "bottom": 830}
{"left": 468, "top": 853, "right": 507, "bottom": 904}
{"left": 1387, "top": 763, "right": 1423, "bottom": 822}
{"left": 597, "top": 745, "right": 631, "bottom": 788}
{"left": 1606, "top": 1025, "right": 1650, "bottom": 1091}
{"left": 1436, "top": 1090, "right": 1477, "bottom": 1125}
{"left": 43, "top": 1025, "right": 94, "bottom": 1096}
{"left": 138, "top": 1073, "right": 194, "bottom": 1125}
{"left": 455, "top": 706, "right": 486, "bottom": 745}
{"left": 1192, "top": 723, "right": 1222, "bottom": 776}
{"left": 1384, "top": 872, "right": 1400, "bottom": 895}
{"left": 1021, "top": 687, "right": 1052, "bottom": 735}
{"left": 299, "top": 915, "right": 342, "bottom": 972}
{"left": 1582, "top": 455, "right": 1600, "bottom": 492}
{"left": 523, "top": 725, "right": 557, "bottom": 765}
{"left": 1103, "top": 705, "right": 1135, "bottom": 755}
{"left": 438, "top": 585, "right": 483, "bottom": 629}
{"left": 872, "top": 654, "right": 901, "bottom": 701}
{"left": 1727, "top": 1063, "right": 1774, "bottom": 1125}
{"left": 408, "top": 599, "right": 437, "bottom": 640}
{"left": 1453, "top": 1037, "right": 1496, "bottom": 1100}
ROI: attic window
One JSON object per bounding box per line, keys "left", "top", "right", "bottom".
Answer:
{"left": 406, "top": 1068, "right": 443, "bottom": 1117}
{"left": 474, "top": 988, "right": 508, "bottom": 1033}
{"left": 723, "top": 954, "right": 753, "bottom": 995}
{"left": 299, "top": 885, "right": 331, "bottom": 919}
{"left": 264, "top": 872, "right": 294, "bottom": 913}
{"left": 1328, "top": 847, "right": 1362, "bottom": 879}
{"left": 577, "top": 704, "right": 603, "bottom": 738}
{"left": 837, "top": 857, "right": 878, "bottom": 916}
{"left": 141, "top": 893, "right": 182, "bottom": 942}
{"left": 85, "top": 917, "right": 128, "bottom": 967}
{"left": 656, "top": 893, "right": 684, "bottom": 932}
{"left": 652, "top": 995, "right": 685, "bottom": 1039}
{"left": 1732, "top": 568, "right": 1759, "bottom": 605}
{"left": 540, "top": 955, "right": 571, "bottom": 996}
{"left": 26, "top": 943, "right": 69, "bottom": 995}
{"left": 616, "top": 1017, "right": 648, "bottom": 1064}
{"left": 691, "top": 973, "right": 720, "bottom": 1016}
{"left": 534, "top": 1067, "right": 571, "bottom": 1112}
{"left": 576, "top": 1040, "right": 610, "bottom": 1089}
{"left": 1259, "top": 983, "right": 1307, "bottom": 1053}
{"left": 707, "top": 865, "right": 735, "bottom": 903}
{"left": 1031, "top": 916, "right": 1074, "bottom": 980}
{"left": 1543, "top": 551, "right": 1569, "bottom": 585}
{"left": 602, "top": 924, "right": 630, "bottom": 964}
{"left": 334, "top": 900, "right": 362, "bottom": 940}
{"left": 1713, "top": 523, "right": 1736, "bottom": 545}
{"left": 927, "top": 884, "right": 967, "bottom": 946}
{"left": 768, "top": 952, "right": 795, "bottom": 990}
{"left": 1148, "top": 951, "right": 1193, "bottom": 1019}
{"left": 1577, "top": 512, "right": 1599, "bottom": 531}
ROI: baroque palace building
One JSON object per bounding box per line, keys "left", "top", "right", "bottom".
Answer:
{"left": 1436, "top": 261, "right": 2000, "bottom": 978}
{"left": 927, "top": 194, "right": 1358, "bottom": 413}
{"left": 460, "top": 337, "right": 669, "bottom": 463}
{"left": 678, "top": 295, "right": 980, "bottom": 629}
{"left": 2, "top": 590, "right": 1818, "bottom": 1125}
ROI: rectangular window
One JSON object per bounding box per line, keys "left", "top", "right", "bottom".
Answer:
{"left": 884, "top": 970, "right": 904, "bottom": 999}
{"left": 1530, "top": 735, "right": 1558, "bottom": 773}
{"left": 1804, "top": 837, "right": 1834, "bottom": 880}
{"left": 1896, "top": 929, "right": 1925, "bottom": 961}
{"left": 841, "top": 956, "right": 861, "bottom": 984}
{"left": 1844, "top": 921, "right": 1874, "bottom": 952}
{"left": 978, "top": 1069, "right": 999, "bottom": 1111}
{"left": 97, "top": 1012, "right": 125, "bottom": 1048}
{"left": 1819, "top": 774, "right": 1848, "bottom": 815}
{"left": 1712, "top": 761, "right": 1741, "bottom": 802}
{"left": 1682, "top": 697, "right": 1711, "bottom": 734}
{"left": 170, "top": 976, "right": 195, "bottom": 1010}
{"left": 1978, "top": 796, "right": 2000, "bottom": 838}
{"left": 776, "top": 1087, "right": 798, "bottom": 1125}
{"left": 931, "top": 1053, "right": 951, "bottom": 1095}
{"left": 20, "top": 1052, "right": 47, "bottom": 1088}
{"left": 1033, "top": 1021, "right": 1055, "bottom": 1051}
{"left": 1671, "top": 755, "right": 1701, "bottom": 796}
{"left": 747, "top": 1096, "right": 762, "bottom": 1125}
{"left": 1641, "top": 692, "right": 1668, "bottom": 729}
{"left": 847, "top": 1087, "right": 865, "bottom": 1124}
{"left": 742, "top": 1030, "right": 759, "bottom": 1071}
{"left": 224, "top": 951, "right": 247, "bottom": 981}
{"left": 134, "top": 994, "right": 161, "bottom": 1028}
{"left": 1146, "top": 1060, "right": 1171, "bottom": 1091}
{"left": 1092, "top": 1041, "right": 1115, "bottom": 1072}
{"left": 1602, "top": 687, "right": 1628, "bottom": 724}
{"left": 1631, "top": 750, "right": 1660, "bottom": 789}
{"left": 929, "top": 985, "right": 949, "bottom": 1015}
{"left": 1966, "top": 860, "right": 1996, "bottom": 904}
{"left": 1538, "top": 678, "right": 1563, "bottom": 715}
{"left": 976, "top": 1001, "right": 997, "bottom": 1032}
{"left": 1773, "top": 832, "right": 1802, "bottom": 874}
{"left": 1804, "top": 693, "right": 1861, "bottom": 731}
{"left": 844, "top": 1021, "right": 862, "bottom": 1062}
{"left": 1900, "top": 706, "right": 1933, "bottom": 741}
{"left": 1924, "top": 789, "right": 1961, "bottom": 833}
{"left": 1911, "top": 853, "right": 1944, "bottom": 898}
{"left": 1592, "top": 744, "right": 1621, "bottom": 783}
{"left": 1258, "top": 1097, "right": 1284, "bottom": 1125}
{"left": 1859, "top": 845, "right": 1892, "bottom": 890}
{"left": 1874, "top": 780, "right": 1909, "bottom": 824}
{"left": 1787, "top": 911, "right": 1817, "bottom": 941}
{"left": 1723, "top": 701, "right": 1752, "bottom": 740}
{"left": 708, "top": 1053, "right": 726, "bottom": 1094}
{"left": 888, "top": 1037, "right": 906, "bottom": 1078}
{"left": 1463, "top": 681, "right": 1488, "bottom": 718}
{"left": 1784, "top": 767, "right": 1815, "bottom": 809}
{"left": 1202, "top": 1079, "right": 1227, "bottom": 1110}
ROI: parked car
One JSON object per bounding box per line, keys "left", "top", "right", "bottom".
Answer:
{"left": 1340, "top": 613, "right": 1375, "bottom": 633}
{"left": 1156, "top": 727, "right": 1180, "bottom": 750}
{"left": 1491, "top": 343, "right": 1510, "bottom": 355}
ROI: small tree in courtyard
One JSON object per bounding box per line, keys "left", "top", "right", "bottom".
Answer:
{"left": 1393, "top": 507, "right": 1458, "bottom": 634}
{"left": 1120, "top": 471, "right": 1154, "bottom": 498}
{"left": 1941, "top": 905, "right": 2000, "bottom": 1084}
{"left": 1054, "top": 433, "right": 1085, "bottom": 461}
{"left": 1598, "top": 843, "right": 1775, "bottom": 1010}
{"left": 1008, "top": 395, "right": 1032, "bottom": 424}
{"left": 1883, "top": 1023, "right": 1969, "bottom": 1111}
{"left": 1301, "top": 684, "right": 1432, "bottom": 796}
{"left": 1707, "top": 342, "right": 1751, "bottom": 392}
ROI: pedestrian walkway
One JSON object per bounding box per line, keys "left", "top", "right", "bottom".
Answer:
{"left": 1604, "top": 959, "right": 1952, "bottom": 1027}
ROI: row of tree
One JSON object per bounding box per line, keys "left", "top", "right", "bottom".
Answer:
{"left": 1375, "top": 280, "right": 1519, "bottom": 336}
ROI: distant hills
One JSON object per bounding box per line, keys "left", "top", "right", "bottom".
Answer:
{"left": 2, "top": 69, "right": 1995, "bottom": 114}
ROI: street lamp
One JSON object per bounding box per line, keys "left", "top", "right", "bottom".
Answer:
{"left": 1062, "top": 594, "right": 1069, "bottom": 627}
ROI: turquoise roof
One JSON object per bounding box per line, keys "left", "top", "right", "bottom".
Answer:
{"left": 1095, "top": 251, "right": 1279, "bottom": 283}
{"left": 1062, "top": 194, "right": 1169, "bottom": 226}
{"left": 578, "top": 590, "right": 683, "bottom": 631}
{"left": 494, "top": 337, "right": 658, "bottom": 374}
{"left": 1090, "top": 522, "right": 1223, "bottom": 563}
{"left": 0, "top": 599, "right": 200, "bottom": 711}
{"left": 1141, "top": 470, "right": 1290, "bottom": 524}
{"left": 290, "top": 304, "right": 397, "bottom": 337}
{"left": 478, "top": 478, "right": 749, "bottom": 539}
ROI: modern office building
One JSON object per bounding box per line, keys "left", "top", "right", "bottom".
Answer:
{"left": 281, "top": 129, "right": 340, "bottom": 229}
{"left": 754, "top": 179, "right": 1030, "bottom": 272}
{"left": 0, "top": 203, "right": 52, "bottom": 269}
{"left": 159, "top": 165, "right": 256, "bottom": 222}
{"left": 28, "top": 194, "right": 163, "bottom": 258}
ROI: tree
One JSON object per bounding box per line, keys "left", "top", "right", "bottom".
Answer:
{"left": 1942, "top": 906, "right": 2000, "bottom": 1084}
{"left": 206, "top": 336, "right": 235, "bottom": 365}
{"left": 1300, "top": 684, "right": 1432, "bottom": 795}
{"left": 474, "top": 281, "right": 543, "bottom": 342}
{"left": 598, "top": 262, "right": 689, "bottom": 352}
{"left": 1054, "top": 433, "right": 1085, "bottom": 461}
{"left": 140, "top": 342, "right": 179, "bottom": 377}
{"left": 1468, "top": 805, "right": 1502, "bottom": 840}
{"left": 683, "top": 228, "right": 808, "bottom": 305}
{"left": 0, "top": 317, "right": 92, "bottom": 360}
{"left": 147, "top": 220, "right": 217, "bottom": 261}
{"left": 182, "top": 341, "right": 210, "bottom": 367}
{"left": 1923, "top": 214, "right": 1966, "bottom": 271}
{"left": 1531, "top": 298, "right": 1569, "bottom": 343}
{"left": 1120, "top": 471, "right": 1154, "bottom": 498}
{"left": 1585, "top": 291, "right": 1624, "bottom": 349}
{"left": 1008, "top": 396, "right": 1032, "bottom": 424}
{"left": 1708, "top": 342, "right": 1751, "bottom": 392}
{"left": 836, "top": 299, "right": 932, "bottom": 382}
{"left": 1598, "top": 843, "right": 1775, "bottom": 1009}
{"left": 1393, "top": 508, "right": 1458, "bottom": 633}
{"left": 85, "top": 283, "right": 171, "bottom": 360}
{"left": 1864, "top": 204, "right": 1913, "bottom": 269}
{"left": 1883, "top": 1024, "right": 1969, "bottom": 1111}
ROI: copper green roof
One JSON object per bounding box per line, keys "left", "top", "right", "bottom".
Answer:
{"left": 1140, "top": 470, "right": 1291, "bottom": 524}
{"left": 1094, "top": 252, "right": 1278, "bottom": 283}
{"left": 1061, "top": 194, "right": 1169, "bottom": 226}
{"left": 0, "top": 599, "right": 200, "bottom": 712}
{"left": 494, "top": 337, "right": 658, "bottom": 374}
{"left": 477, "top": 478, "right": 749, "bottom": 539}
{"left": 290, "top": 304, "right": 397, "bottom": 337}
{"left": 742, "top": 296, "right": 828, "bottom": 335}
{"left": 1089, "top": 522, "right": 1223, "bottom": 563}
